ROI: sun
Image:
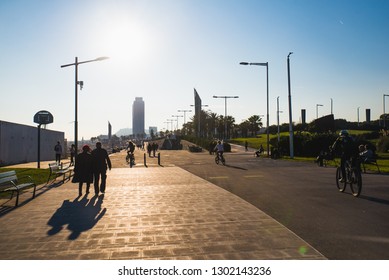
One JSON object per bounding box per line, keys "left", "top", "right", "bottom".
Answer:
{"left": 99, "top": 16, "right": 155, "bottom": 63}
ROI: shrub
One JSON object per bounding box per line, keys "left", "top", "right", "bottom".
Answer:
{"left": 377, "top": 136, "right": 389, "bottom": 153}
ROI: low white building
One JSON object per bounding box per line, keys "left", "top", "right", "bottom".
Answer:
{"left": 0, "top": 120, "right": 64, "bottom": 166}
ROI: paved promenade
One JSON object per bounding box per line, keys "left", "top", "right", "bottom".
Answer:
{"left": 0, "top": 155, "right": 325, "bottom": 260}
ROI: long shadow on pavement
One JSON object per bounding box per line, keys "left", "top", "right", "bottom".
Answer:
{"left": 47, "top": 194, "right": 106, "bottom": 240}
{"left": 0, "top": 181, "right": 65, "bottom": 217}
{"left": 358, "top": 194, "right": 389, "bottom": 206}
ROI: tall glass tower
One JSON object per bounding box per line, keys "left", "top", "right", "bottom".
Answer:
{"left": 132, "top": 97, "right": 145, "bottom": 137}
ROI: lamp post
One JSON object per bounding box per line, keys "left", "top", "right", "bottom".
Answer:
{"left": 166, "top": 119, "right": 174, "bottom": 133}
{"left": 287, "top": 52, "right": 294, "bottom": 158}
{"left": 172, "top": 115, "right": 183, "bottom": 131}
{"left": 316, "top": 104, "right": 324, "bottom": 119}
{"left": 163, "top": 122, "right": 170, "bottom": 133}
{"left": 330, "top": 98, "right": 333, "bottom": 115}
{"left": 357, "top": 107, "right": 360, "bottom": 126}
{"left": 277, "top": 96, "right": 283, "bottom": 144}
{"left": 212, "top": 95, "right": 239, "bottom": 140}
{"left": 177, "top": 109, "right": 192, "bottom": 126}
{"left": 61, "top": 56, "right": 109, "bottom": 154}
{"left": 178, "top": 109, "right": 191, "bottom": 135}
{"left": 240, "top": 61, "right": 270, "bottom": 157}
{"left": 383, "top": 94, "right": 389, "bottom": 128}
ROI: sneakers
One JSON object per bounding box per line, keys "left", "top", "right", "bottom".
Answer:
{"left": 339, "top": 178, "right": 345, "bottom": 183}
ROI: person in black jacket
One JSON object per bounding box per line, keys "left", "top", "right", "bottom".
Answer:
{"left": 332, "top": 130, "right": 358, "bottom": 182}
{"left": 73, "top": 145, "right": 93, "bottom": 196}
{"left": 91, "top": 142, "right": 112, "bottom": 195}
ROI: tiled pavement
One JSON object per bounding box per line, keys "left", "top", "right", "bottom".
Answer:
{"left": 0, "top": 165, "right": 326, "bottom": 260}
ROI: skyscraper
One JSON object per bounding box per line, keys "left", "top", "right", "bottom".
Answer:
{"left": 132, "top": 97, "right": 145, "bottom": 137}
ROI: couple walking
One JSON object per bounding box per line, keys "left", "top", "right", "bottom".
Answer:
{"left": 73, "top": 142, "right": 112, "bottom": 196}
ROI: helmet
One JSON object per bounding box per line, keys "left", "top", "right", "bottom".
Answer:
{"left": 339, "top": 130, "right": 349, "bottom": 136}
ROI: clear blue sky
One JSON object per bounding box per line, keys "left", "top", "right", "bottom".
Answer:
{"left": 1, "top": 0, "right": 388, "bottom": 141}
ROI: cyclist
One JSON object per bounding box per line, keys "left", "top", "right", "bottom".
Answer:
{"left": 127, "top": 141, "right": 135, "bottom": 153}
{"left": 331, "top": 130, "right": 358, "bottom": 182}
{"left": 214, "top": 140, "right": 224, "bottom": 160}
{"left": 126, "top": 141, "right": 136, "bottom": 164}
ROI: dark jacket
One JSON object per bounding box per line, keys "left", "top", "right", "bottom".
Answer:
{"left": 332, "top": 135, "right": 358, "bottom": 158}
{"left": 73, "top": 151, "right": 93, "bottom": 183}
{"left": 92, "top": 147, "right": 112, "bottom": 171}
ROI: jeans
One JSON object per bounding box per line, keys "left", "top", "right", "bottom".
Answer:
{"left": 94, "top": 169, "right": 107, "bottom": 193}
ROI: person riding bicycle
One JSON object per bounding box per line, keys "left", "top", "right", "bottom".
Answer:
{"left": 331, "top": 130, "right": 358, "bottom": 182}
{"left": 127, "top": 141, "right": 135, "bottom": 154}
{"left": 214, "top": 140, "right": 224, "bottom": 159}
{"left": 126, "top": 141, "right": 136, "bottom": 163}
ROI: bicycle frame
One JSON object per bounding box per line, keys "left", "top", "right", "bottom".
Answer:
{"left": 336, "top": 157, "right": 362, "bottom": 197}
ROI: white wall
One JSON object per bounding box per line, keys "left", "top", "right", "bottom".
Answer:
{"left": 0, "top": 121, "right": 64, "bottom": 166}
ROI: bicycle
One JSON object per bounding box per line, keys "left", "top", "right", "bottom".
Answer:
{"left": 215, "top": 152, "right": 225, "bottom": 165}
{"left": 126, "top": 152, "right": 136, "bottom": 168}
{"left": 336, "top": 157, "right": 362, "bottom": 197}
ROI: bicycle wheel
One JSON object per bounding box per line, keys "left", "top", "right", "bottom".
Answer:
{"left": 336, "top": 167, "right": 346, "bottom": 192}
{"left": 221, "top": 156, "right": 226, "bottom": 165}
{"left": 350, "top": 169, "right": 362, "bottom": 197}
{"left": 215, "top": 156, "right": 219, "bottom": 164}
{"left": 126, "top": 155, "right": 130, "bottom": 164}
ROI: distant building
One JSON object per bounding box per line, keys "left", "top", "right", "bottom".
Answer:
{"left": 132, "top": 97, "right": 145, "bottom": 138}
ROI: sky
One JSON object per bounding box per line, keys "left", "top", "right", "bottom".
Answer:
{"left": 1, "top": 0, "right": 389, "bottom": 141}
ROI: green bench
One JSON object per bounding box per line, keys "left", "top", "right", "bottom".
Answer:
{"left": 47, "top": 162, "right": 73, "bottom": 184}
{"left": 361, "top": 155, "right": 381, "bottom": 173}
{"left": 0, "top": 170, "right": 36, "bottom": 207}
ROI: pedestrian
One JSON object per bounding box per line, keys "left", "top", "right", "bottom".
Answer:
{"left": 91, "top": 142, "right": 112, "bottom": 195}
{"left": 70, "top": 144, "right": 76, "bottom": 166}
{"left": 147, "top": 142, "right": 152, "bottom": 157}
{"left": 73, "top": 145, "right": 93, "bottom": 196}
{"left": 152, "top": 142, "right": 158, "bottom": 157}
{"left": 54, "top": 141, "right": 62, "bottom": 164}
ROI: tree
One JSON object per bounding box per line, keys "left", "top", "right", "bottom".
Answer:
{"left": 238, "top": 120, "right": 250, "bottom": 138}
{"left": 207, "top": 112, "right": 219, "bottom": 138}
{"left": 248, "top": 115, "right": 263, "bottom": 136}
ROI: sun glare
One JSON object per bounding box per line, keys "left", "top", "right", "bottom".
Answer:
{"left": 100, "top": 17, "right": 155, "bottom": 63}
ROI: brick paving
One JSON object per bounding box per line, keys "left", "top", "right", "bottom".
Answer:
{"left": 0, "top": 152, "right": 326, "bottom": 260}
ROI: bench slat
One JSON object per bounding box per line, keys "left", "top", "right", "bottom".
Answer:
{"left": 0, "top": 170, "right": 36, "bottom": 207}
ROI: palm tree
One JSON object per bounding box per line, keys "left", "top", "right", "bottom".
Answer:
{"left": 225, "top": 115, "right": 236, "bottom": 139}
{"left": 206, "top": 112, "right": 218, "bottom": 138}
{"left": 248, "top": 115, "right": 263, "bottom": 136}
{"left": 238, "top": 120, "right": 250, "bottom": 138}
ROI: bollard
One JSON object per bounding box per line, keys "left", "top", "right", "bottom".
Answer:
{"left": 158, "top": 152, "right": 161, "bottom": 165}
{"left": 144, "top": 153, "right": 147, "bottom": 167}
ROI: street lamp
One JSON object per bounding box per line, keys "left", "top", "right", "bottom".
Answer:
{"left": 277, "top": 96, "right": 283, "bottom": 144}
{"left": 166, "top": 119, "right": 174, "bottom": 132}
{"left": 287, "top": 52, "right": 294, "bottom": 159}
{"left": 316, "top": 104, "right": 324, "bottom": 119}
{"left": 330, "top": 98, "right": 333, "bottom": 115}
{"left": 61, "top": 56, "right": 109, "bottom": 154}
{"left": 171, "top": 115, "right": 183, "bottom": 131}
{"left": 383, "top": 94, "right": 389, "bottom": 128}
{"left": 240, "top": 61, "right": 270, "bottom": 157}
{"left": 357, "top": 107, "right": 360, "bottom": 126}
{"left": 212, "top": 95, "right": 239, "bottom": 140}
{"left": 177, "top": 109, "right": 192, "bottom": 126}
{"left": 177, "top": 109, "right": 192, "bottom": 135}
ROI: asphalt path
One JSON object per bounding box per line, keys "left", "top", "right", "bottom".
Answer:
{"left": 138, "top": 145, "right": 389, "bottom": 260}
